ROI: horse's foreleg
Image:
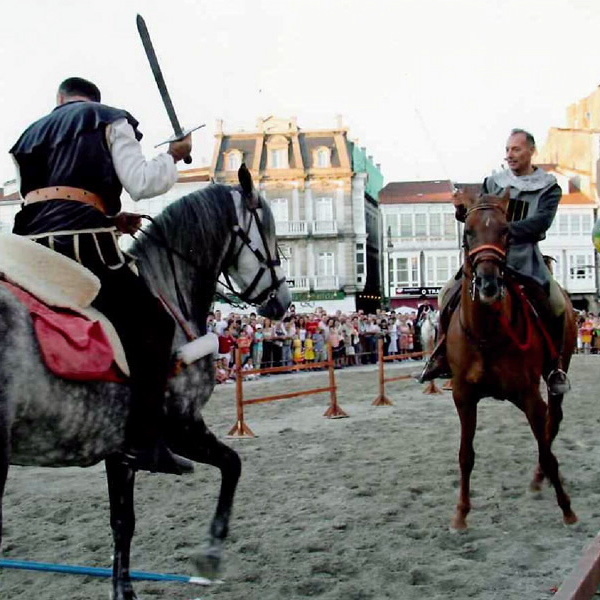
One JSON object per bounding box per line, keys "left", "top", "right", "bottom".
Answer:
{"left": 523, "top": 392, "right": 577, "bottom": 525}
{"left": 171, "top": 420, "right": 241, "bottom": 577}
{"left": 105, "top": 458, "right": 137, "bottom": 600}
{"left": 452, "top": 392, "right": 478, "bottom": 530}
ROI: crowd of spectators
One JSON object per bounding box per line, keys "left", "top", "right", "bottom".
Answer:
{"left": 576, "top": 311, "right": 600, "bottom": 354}
{"left": 208, "top": 303, "right": 432, "bottom": 384}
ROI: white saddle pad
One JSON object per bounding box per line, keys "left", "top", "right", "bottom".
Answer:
{"left": 0, "top": 233, "right": 129, "bottom": 376}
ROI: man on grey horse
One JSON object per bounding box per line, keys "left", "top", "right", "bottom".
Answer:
{"left": 420, "top": 128, "right": 570, "bottom": 395}
{"left": 10, "top": 77, "right": 194, "bottom": 474}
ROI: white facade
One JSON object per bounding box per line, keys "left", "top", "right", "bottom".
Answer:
{"left": 381, "top": 201, "right": 462, "bottom": 300}
{"left": 539, "top": 202, "right": 596, "bottom": 295}
{"left": 381, "top": 193, "right": 598, "bottom": 306}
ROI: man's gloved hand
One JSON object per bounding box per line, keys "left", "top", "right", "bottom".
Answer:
{"left": 112, "top": 212, "right": 143, "bottom": 235}
{"left": 167, "top": 134, "right": 192, "bottom": 163}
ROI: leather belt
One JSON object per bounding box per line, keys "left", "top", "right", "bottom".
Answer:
{"left": 24, "top": 186, "right": 108, "bottom": 214}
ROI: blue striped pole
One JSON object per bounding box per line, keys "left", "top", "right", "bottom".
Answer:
{"left": 0, "top": 558, "right": 220, "bottom": 586}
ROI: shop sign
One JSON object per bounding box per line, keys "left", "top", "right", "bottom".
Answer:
{"left": 394, "top": 286, "right": 441, "bottom": 296}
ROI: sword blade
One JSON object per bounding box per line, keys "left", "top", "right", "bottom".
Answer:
{"left": 136, "top": 14, "right": 183, "bottom": 137}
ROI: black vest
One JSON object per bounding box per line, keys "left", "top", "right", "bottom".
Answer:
{"left": 11, "top": 101, "right": 142, "bottom": 216}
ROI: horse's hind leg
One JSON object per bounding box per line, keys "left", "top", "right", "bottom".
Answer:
{"left": 531, "top": 389, "right": 565, "bottom": 491}
{"left": 105, "top": 458, "right": 137, "bottom": 600}
{"left": 172, "top": 419, "right": 241, "bottom": 576}
{"left": 452, "top": 389, "right": 479, "bottom": 530}
{"left": 523, "top": 390, "right": 577, "bottom": 524}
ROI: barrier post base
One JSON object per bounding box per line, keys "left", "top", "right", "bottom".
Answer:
{"left": 372, "top": 394, "right": 394, "bottom": 406}
{"left": 422, "top": 380, "right": 443, "bottom": 395}
{"left": 324, "top": 404, "right": 349, "bottom": 419}
{"left": 226, "top": 420, "right": 257, "bottom": 439}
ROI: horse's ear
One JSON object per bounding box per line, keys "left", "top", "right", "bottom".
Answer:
{"left": 238, "top": 163, "right": 259, "bottom": 208}
{"left": 453, "top": 187, "right": 476, "bottom": 210}
{"left": 238, "top": 163, "right": 252, "bottom": 193}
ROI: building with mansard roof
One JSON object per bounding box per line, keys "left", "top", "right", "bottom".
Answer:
{"left": 210, "top": 116, "right": 384, "bottom": 314}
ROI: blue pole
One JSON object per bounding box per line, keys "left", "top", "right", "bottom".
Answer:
{"left": 0, "top": 558, "right": 218, "bottom": 586}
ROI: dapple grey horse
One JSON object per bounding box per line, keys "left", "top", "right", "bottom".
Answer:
{"left": 0, "top": 166, "right": 291, "bottom": 600}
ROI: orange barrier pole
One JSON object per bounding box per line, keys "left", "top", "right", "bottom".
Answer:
{"left": 552, "top": 533, "right": 600, "bottom": 600}
{"left": 227, "top": 348, "right": 256, "bottom": 438}
{"left": 372, "top": 337, "right": 393, "bottom": 406}
{"left": 323, "top": 344, "right": 348, "bottom": 419}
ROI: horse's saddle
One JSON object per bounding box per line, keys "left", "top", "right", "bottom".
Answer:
{"left": 0, "top": 233, "right": 129, "bottom": 379}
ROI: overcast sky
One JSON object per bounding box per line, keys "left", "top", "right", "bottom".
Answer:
{"left": 1, "top": 0, "right": 599, "bottom": 188}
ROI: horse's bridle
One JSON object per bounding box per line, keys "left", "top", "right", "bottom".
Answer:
{"left": 464, "top": 204, "right": 508, "bottom": 299}
{"left": 221, "top": 191, "right": 286, "bottom": 305}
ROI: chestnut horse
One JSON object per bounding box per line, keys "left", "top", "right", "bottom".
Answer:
{"left": 448, "top": 191, "right": 577, "bottom": 529}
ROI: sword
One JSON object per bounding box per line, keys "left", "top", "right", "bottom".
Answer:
{"left": 136, "top": 14, "right": 204, "bottom": 164}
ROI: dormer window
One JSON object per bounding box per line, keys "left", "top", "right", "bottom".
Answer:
{"left": 314, "top": 146, "right": 331, "bottom": 168}
{"left": 225, "top": 150, "right": 243, "bottom": 171}
{"left": 266, "top": 135, "right": 289, "bottom": 169}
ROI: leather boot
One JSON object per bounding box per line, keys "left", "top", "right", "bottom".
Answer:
{"left": 418, "top": 277, "right": 461, "bottom": 383}
{"left": 418, "top": 335, "right": 451, "bottom": 382}
{"left": 545, "top": 312, "right": 571, "bottom": 395}
{"left": 121, "top": 440, "right": 194, "bottom": 475}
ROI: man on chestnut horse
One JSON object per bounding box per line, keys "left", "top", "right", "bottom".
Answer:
{"left": 420, "top": 128, "right": 570, "bottom": 395}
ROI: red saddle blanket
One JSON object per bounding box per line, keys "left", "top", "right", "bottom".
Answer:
{"left": 2, "top": 281, "right": 126, "bottom": 383}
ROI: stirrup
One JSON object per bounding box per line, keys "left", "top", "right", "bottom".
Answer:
{"left": 547, "top": 368, "right": 571, "bottom": 395}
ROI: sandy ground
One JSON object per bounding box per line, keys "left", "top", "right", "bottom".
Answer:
{"left": 2, "top": 355, "right": 600, "bottom": 600}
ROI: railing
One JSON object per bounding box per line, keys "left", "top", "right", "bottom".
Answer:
{"left": 312, "top": 220, "right": 338, "bottom": 235}
{"left": 275, "top": 221, "right": 308, "bottom": 236}
{"left": 313, "top": 275, "right": 339, "bottom": 290}
{"left": 286, "top": 276, "right": 310, "bottom": 291}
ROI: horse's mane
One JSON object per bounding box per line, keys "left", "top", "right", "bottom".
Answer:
{"left": 128, "top": 183, "right": 277, "bottom": 330}
{"left": 131, "top": 184, "right": 234, "bottom": 267}
{"left": 131, "top": 183, "right": 276, "bottom": 265}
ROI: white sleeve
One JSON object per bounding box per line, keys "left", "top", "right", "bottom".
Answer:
{"left": 108, "top": 118, "right": 178, "bottom": 202}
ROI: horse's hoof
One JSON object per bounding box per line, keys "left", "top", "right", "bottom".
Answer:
{"left": 451, "top": 516, "right": 468, "bottom": 530}
{"left": 191, "top": 552, "right": 222, "bottom": 580}
{"left": 563, "top": 511, "right": 578, "bottom": 525}
{"left": 529, "top": 481, "right": 543, "bottom": 492}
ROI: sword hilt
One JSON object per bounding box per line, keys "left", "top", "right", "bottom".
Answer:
{"left": 155, "top": 124, "right": 205, "bottom": 165}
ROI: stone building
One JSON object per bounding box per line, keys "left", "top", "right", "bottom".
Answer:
{"left": 537, "top": 86, "right": 600, "bottom": 310}
{"left": 210, "top": 116, "right": 383, "bottom": 314}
